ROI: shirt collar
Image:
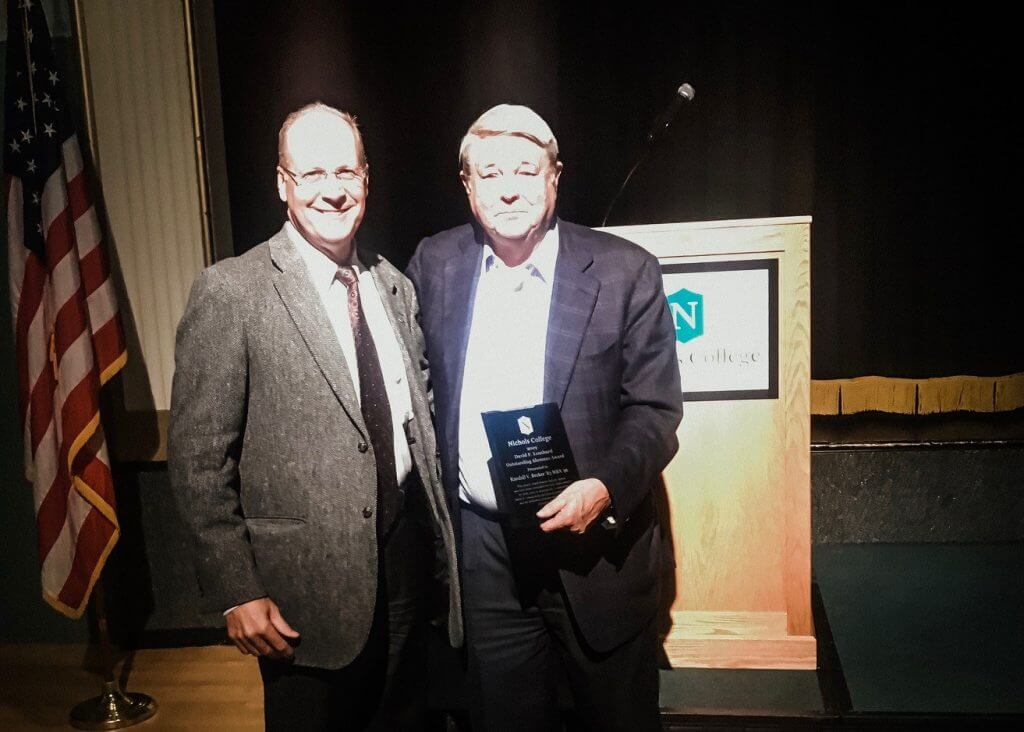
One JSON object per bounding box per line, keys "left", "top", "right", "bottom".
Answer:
{"left": 481, "top": 222, "right": 559, "bottom": 285}
{"left": 286, "top": 220, "right": 358, "bottom": 293}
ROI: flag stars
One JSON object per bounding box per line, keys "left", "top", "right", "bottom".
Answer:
{"left": 16, "top": 98, "right": 27, "bottom": 111}
{"left": 43, "top": 123, "right": 56, "bottom": 138}
{"left": 21, "top": 129, "right": 34, "bottom": 143}
{"left": 21, "top": 0, "right": 36, "bottom": 9}
{"left": 42, "top": 93, "right": 52, "bottom": 107}
{"left": 48, "top": 70, "right": 59, "bottom": 86}
{"left": 9, "top": 139, "right": 21, "bottom": 153}
{"left": 32, "top": 192, "right": 40, "bottom": 204}
{"left": 27, "top": 28, "right": 34, "bottom": 43}
{"left": 27, "top": 160, "right": 37, "bottom": 173}
{"left": 30, "top": 62, "right": 37, "bottom": 75}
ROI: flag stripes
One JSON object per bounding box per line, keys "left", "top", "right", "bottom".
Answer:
{"left": 5, "top": 0, "right": 127, "bottom": 618}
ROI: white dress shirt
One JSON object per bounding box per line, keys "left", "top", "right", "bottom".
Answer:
{"left": 287, "top": 222, "right": 414, "bottom": 486}
{"left": 458, "top": 225, "right": 559, "bottom": 510}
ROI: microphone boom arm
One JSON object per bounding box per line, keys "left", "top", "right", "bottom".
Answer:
{"left": 600, "top": 82, "right": 694, "bottom": 228}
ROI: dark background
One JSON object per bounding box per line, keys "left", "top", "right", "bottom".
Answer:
{"left": 210, "top": 0, "right": 1022, "bottom": 380}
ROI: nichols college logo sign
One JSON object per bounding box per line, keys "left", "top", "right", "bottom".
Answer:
{"left": 667, "top": 288, "right": 703, "bottom": 343}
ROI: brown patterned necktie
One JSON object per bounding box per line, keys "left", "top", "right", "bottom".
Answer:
{"left": 336, "top": 265, "right": 399, "bottom": 535}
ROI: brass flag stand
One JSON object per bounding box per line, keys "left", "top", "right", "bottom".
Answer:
{"left": 69, "top": 577, "right": 157, "bottom": 729}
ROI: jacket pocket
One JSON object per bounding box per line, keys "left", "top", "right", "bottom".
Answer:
{"left": 245, "top": 516, "right": 306, "bottom": 526}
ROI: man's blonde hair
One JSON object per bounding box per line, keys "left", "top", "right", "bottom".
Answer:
{"left": 459, "top": 104, "right": 559, "bottom": 173}
{"left": 278, "top": 102, "right": 366, "bottom": 168}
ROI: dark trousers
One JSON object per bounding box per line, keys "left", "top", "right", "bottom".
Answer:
{"left": 259, "top": 488, "right": 434, "bottom": 731}
{"left": 460, "top": 504, "right": 661, "bottom": 732}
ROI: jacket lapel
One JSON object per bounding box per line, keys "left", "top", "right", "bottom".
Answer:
{"left": 441, "top": 228, "right": 484, "bottom": 437}
{"left": 363, "top": 251, "right": 406, "bottom": 344}
{"left": 268, "top": 227, "right": 366, "bottom": 437}
{"left": 363, "top": 251, "right": 418, "bottom": 392}
{"left": 544, "top": 221, "right": 600, "bottom": 408}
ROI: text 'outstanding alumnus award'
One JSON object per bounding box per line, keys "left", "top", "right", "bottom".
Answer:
{"left": 481, "top": 403, "right": 580, "bottom": 528}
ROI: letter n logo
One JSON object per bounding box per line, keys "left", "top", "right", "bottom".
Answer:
{"left": 667, "top": 288, "right": 703, "bottom": 344}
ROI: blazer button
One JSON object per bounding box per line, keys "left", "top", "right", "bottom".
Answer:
{"left": 362, "top": 506, "right": 373, "bottom": 518}
{"left": 358, "top": 441, "right": 369, "bottom": 453}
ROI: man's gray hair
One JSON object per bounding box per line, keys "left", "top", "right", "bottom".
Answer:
{"left": 278, "top": 102, "right": 367, "bottom": 168}
{"left": 459, "top": 104, "right": 559, "bottom": 173}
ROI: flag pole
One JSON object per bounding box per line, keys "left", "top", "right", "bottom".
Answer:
{"left": 61, "top": 1, "right": 156, "bottom": 727}
{"left": 69, "top": 575, "right": 158, "bottom": 729}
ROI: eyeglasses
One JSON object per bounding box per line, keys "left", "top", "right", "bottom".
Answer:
{"left": 280, "top": 165, "right": 367, "bottom": 189}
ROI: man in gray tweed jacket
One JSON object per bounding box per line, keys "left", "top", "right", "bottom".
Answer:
{"left": 169, "top": 103, "right": 461, "bottom": 730}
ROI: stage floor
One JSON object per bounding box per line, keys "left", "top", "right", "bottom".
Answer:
{"left": 0, "top": 644, "right": 262, "bottom": 730}
{"left": 1, "top": 542, "right": 1021, "bottom": 730}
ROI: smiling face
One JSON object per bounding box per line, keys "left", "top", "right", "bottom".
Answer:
{"left": 461, "top": 133, "right": 561, "bottom": 253}
{"left": 277, "top": 110, "right": 367, "bottom": 260}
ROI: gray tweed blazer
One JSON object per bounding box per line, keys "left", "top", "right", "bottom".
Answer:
{"left": 168, "top": 225, "right": 462, "bottom": 669}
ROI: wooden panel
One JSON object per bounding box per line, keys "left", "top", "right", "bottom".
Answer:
{"left": 605, "top": 217, "right": 813, "bottom": 669}
{"left": 78, "top": 0, "right": 207, "bottom": 412}
{"left": 671, "top": 610, "right": 788, "bottom": 637}
{"left": 608, "top": 216, "right": 808, "bottom": 260}
{"left": 781, "top": 225, "right": 812, "bottom": 636}
{"left": 663, "top": 635, "right": 817, "bottom": 670}
{"left": 669, "top": 399, "right": 786, "bottom": 611}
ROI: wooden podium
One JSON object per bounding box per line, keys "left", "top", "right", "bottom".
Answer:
{"left": 603, "top": 217, "right": 814, "bottom": 669}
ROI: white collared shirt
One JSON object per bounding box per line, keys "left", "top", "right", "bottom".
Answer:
{"left": 287, "top": 222, "right": 414, "bottom": 486}
{"left": 458, "top": 225, "right": 559, "bottom": 510}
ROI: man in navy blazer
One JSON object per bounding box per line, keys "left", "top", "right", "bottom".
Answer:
{"left": 407, "top": 104, "right": 682, "bottom": 730}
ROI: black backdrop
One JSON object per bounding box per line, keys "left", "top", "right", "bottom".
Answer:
{"left": 210, "top": 1, "right": 1022, "bottom": 380}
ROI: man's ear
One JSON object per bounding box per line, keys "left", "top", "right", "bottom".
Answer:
{"left": 551, "top": 161, "right": 564, "bottom": 188}
{"left": 276, "top": 167, "right": 288, "bottom": 203}
{"left": 459, "top": 169, "right": 472, "bottom": 197}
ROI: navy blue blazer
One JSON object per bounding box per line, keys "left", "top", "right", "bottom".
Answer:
{"left": 407, "top": 218, "right": 682, "bottom": 652}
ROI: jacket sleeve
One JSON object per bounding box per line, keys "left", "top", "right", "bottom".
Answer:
{"left": 168, "top": 267, "right": 266, "bottom": 614}
{"left": 592, "top": 254, "right": 683, "bottom": 522}
{"left": 404, "top": 239, "right": 433, "bottom": 414}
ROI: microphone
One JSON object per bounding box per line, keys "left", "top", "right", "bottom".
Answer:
{"left": 601, "top": 82, "right": 696, "bottom": 227}
{"left": 646, "top": 83, "right": 696, "bottom": 144}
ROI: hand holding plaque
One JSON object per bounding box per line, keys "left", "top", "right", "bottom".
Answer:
{"left": 481, "top": 403, "right": 580, "bottom": 528}
{"left": 536, "top": 478, "right": 612, "bottom": 534}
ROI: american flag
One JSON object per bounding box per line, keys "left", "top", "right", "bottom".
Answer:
{"left": 4, "top": 0, "right": 126, "bottom": 617}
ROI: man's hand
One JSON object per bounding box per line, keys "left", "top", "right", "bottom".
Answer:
{"left": 226, "top": 597, "right": 300, "bottom": 660}
{"left": 536, "top": 478, "right": 612, "bottom": 534}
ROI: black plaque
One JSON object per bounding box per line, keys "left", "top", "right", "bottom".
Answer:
{"left": 481, "top": 403, "right": 580, "bottom": 528}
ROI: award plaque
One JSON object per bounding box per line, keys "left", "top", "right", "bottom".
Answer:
{"left": 481, "top": 402, "right": 580, "bottom": 528}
